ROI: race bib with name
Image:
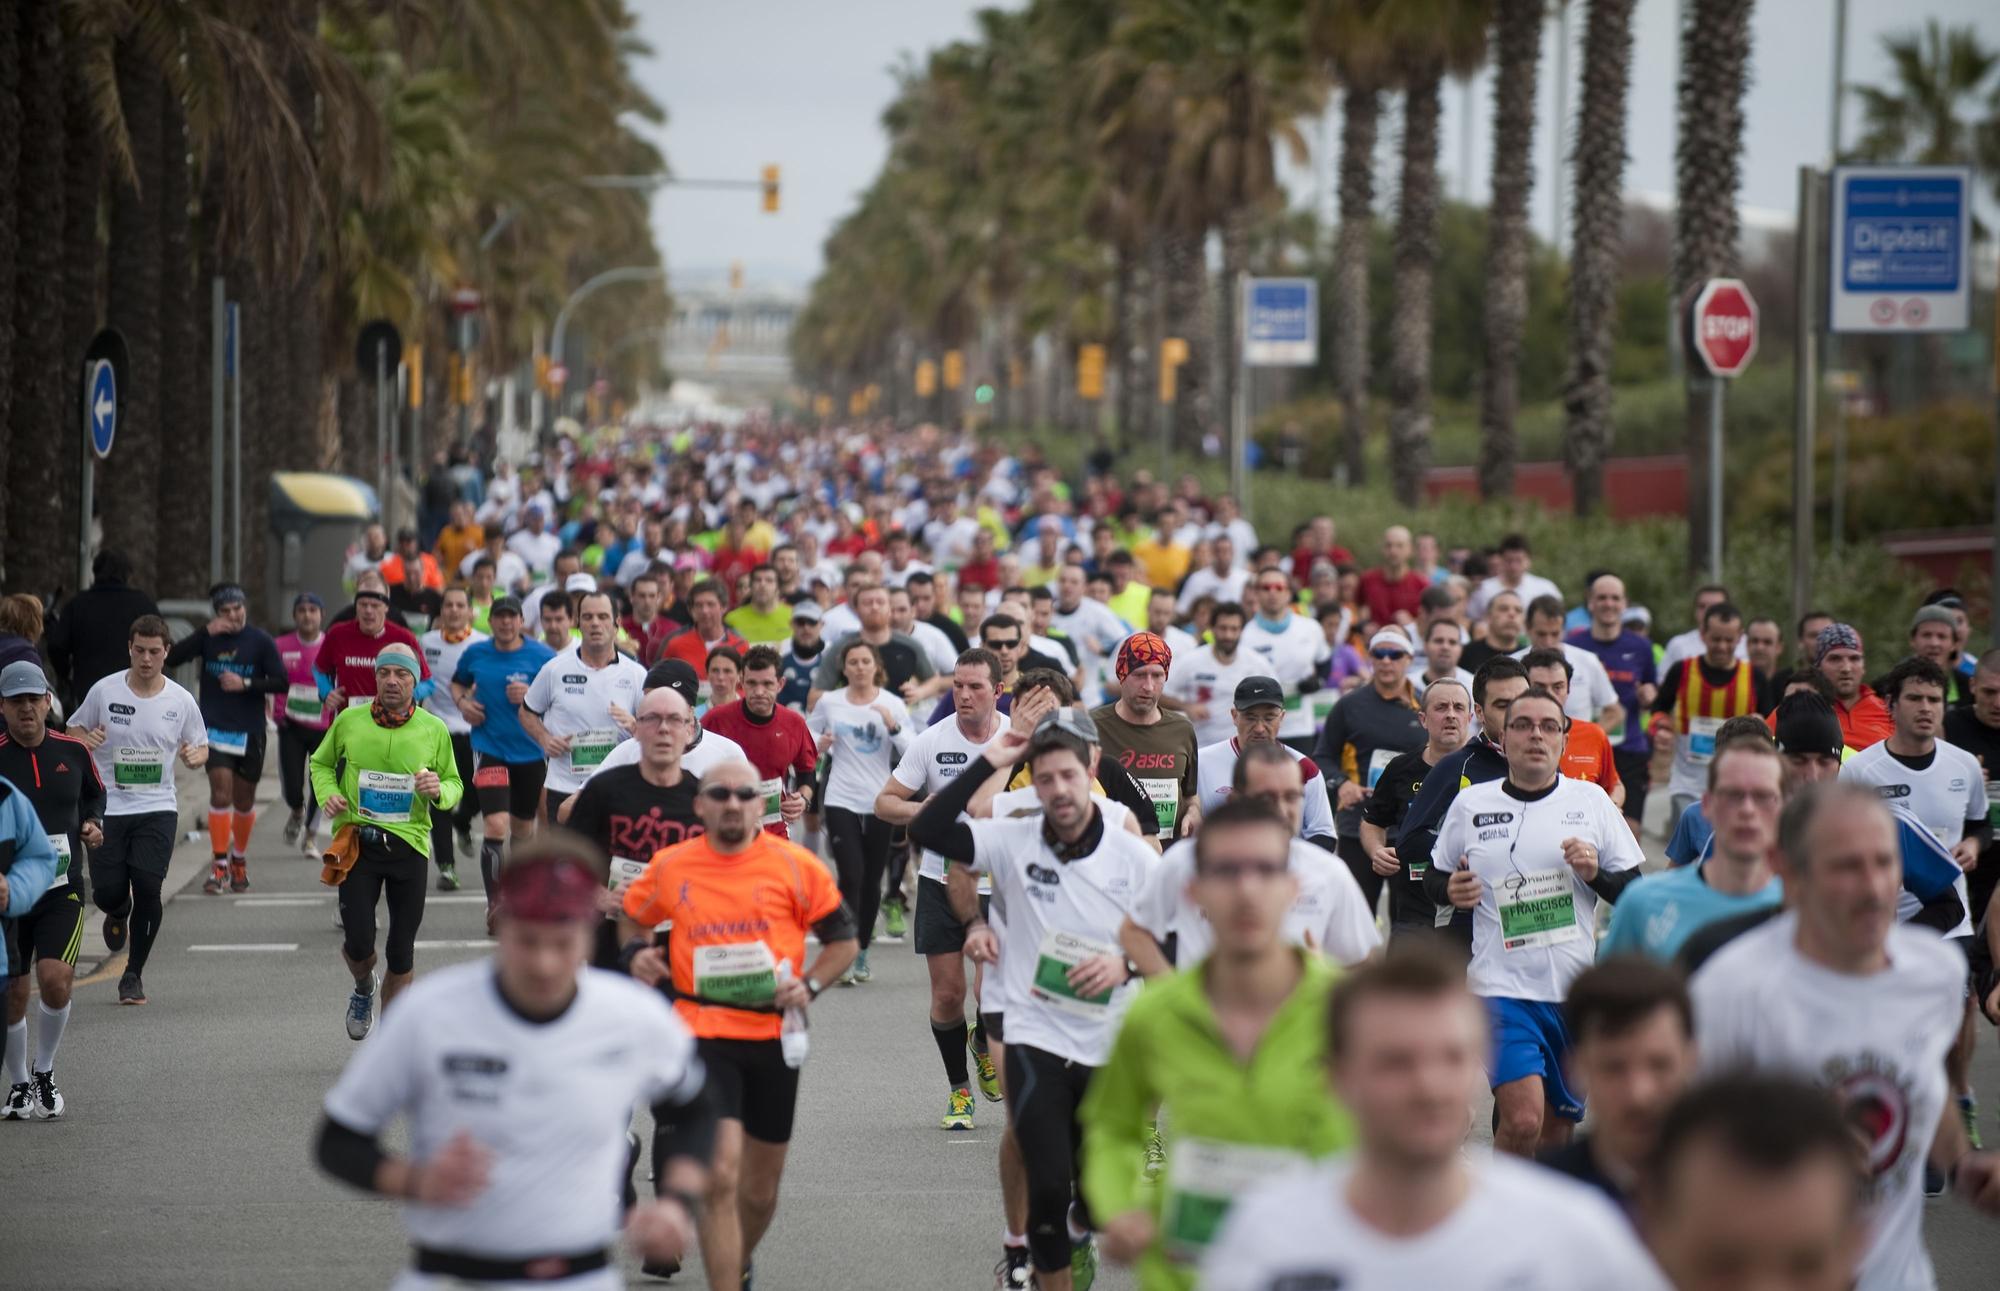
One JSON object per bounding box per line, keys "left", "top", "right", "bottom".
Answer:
{"left": 46, "top": 832, "right": 72, "bottom": 887}
{"left": 209, "top": 729, "right": 249, "bottom": 758}
{"left": 1136, "top": 777, "right": 1180, "bottom": 838}
{"left": 759, "top": 777, "right": 784, "bottom": 827}
{"left": 357, "top": 770, "right": 416, "bottom": 823}
{"left": 1686, "top": 715, "right": 1722, "bottom": 764}
{"left": 568, "top": 728, "right": 619, "bottom": 772}
{"left": 1162, "top": 1139, "right": 1309, "bottom": 1262}
{"left": 607, "top": 856, "right": 648, "bottom": 895}
{"left": 1498, "top": 868, "right": 1581, "bottom": 951}
{"left": 693, "top": 942, "right": 778, "bottom": 1006}
{"left": 113, "top": 747, "right": 166, "bottom": 787}
{"left": 286, "top": 684, "right": 325, "bottom": 722}
{"left": 1031, "top": 929, "right": 1120, "bottom": 1018}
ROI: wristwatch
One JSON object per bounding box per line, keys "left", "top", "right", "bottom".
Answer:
{"left": 804, "top": 977, "right": 822, "bottom": 999}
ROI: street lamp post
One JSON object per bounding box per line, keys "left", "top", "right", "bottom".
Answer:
{"left": 546, "top": 265, "right": 669, "bottom": 434}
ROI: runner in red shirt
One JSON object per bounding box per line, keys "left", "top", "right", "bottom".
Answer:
{"left": 700, "top": 645, "right": 818, "bottom": 839}
{"left": 659, "top": 580, "right": 747, "bottom": 679}
{"left": 1357, "top": 525, "right": 1431, "bottom": 627}
{"left": 312, "top": 584, "right": 428, "bottom": 710}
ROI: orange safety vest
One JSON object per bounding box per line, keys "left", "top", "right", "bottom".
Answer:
{"left": 1672, "top": 657, "right": 1755, "bottom": 732}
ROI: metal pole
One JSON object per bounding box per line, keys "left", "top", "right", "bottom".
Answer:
{"left": 1231, "top": 272, "right": 1250, "bottom": 518}
{"left": 210, "top": 277, "right": 225, "bottom": 584}
{"left": 1550, "top": 1, "right": 1568, "bottom": 249}
{"left": 230, "top": 303, "right": 243, "bottom": 586}
{"left": 1990, "top": 285, "right": 1999, "bottom": 647}
{"left": 1825, "top": 0, "right": 1849, "bottom": 557}
{"left": 375, "top": 341, "right": 388, "bottom": 523}
{"left": 1791, "top": 166, "right": 1820, "bottom": 628}
{"left": 456, "top": 314, "right": 471, "bottom": 448}
{"left": 389, "top": 361, "right": 403, "bottom": 537}
{"left": 78, "top": 361, "right": 94, "bottom": 594}
{"left": 531, "top": 323, "right": 546, "bottom": 442}
{"left": 1708, "top": 376, "right": 1724, "bottom": 582}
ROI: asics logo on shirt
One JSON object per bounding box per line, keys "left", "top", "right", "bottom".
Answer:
{"left": 1122, "top": 752, "right": 1179, "bottom": 771}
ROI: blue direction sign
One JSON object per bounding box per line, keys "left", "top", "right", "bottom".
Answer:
{"left": 1243, "top": 277, "right": 1318, "bottom": 366}
{"left": 86, "top": 359, "right": 117, "bottom": 459}
{"left": 1829, "top": 166, "right": 1971, "bottom": 333}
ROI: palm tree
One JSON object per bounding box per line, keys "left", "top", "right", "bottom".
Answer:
{"left": 1849, "top": 20, "right": 2000, "bottom": 190}
{"left": 1673, "top": 0, "right": 1753, "bottom": 561}
{"left": 1380, "top": 1, "right": 1491, "bottom": 507}
{"left": 1477, "top": 0, "right": 1542, "bottom": 500}
{"left": 1558, "top": 0, "right": 1636, "bottom": 517}
{"left": 63, "top": 5, "right": 107, "bottom": 566}
{"left": 9, "top": 0, "right": 69, "bottom": 597}
{"left": 0, "top": 9, "right": 19, "bottom": 576}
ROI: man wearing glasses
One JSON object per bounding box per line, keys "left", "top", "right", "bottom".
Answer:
{"left": 1312, "top": 629, "right": 1426, "bottom": 914}
{"left": 1427, "top": 685, "right": 1645, "bottom": 1159}
{"left": 928, "top": 614, "right": 1039, "bottom": 726}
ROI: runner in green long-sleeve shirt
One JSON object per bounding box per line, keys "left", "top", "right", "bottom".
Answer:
{"left": 309, "top": 643, "right": 463, "bottom": 1041}
{"left": 1080, "top": 799, "right": 1357, "bottom": 1291}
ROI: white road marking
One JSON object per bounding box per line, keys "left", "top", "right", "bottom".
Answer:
{"left": 232, "top": 899, "right": 323, "bottom": 907}
{"left": 188, "top": 943, "right": 300, "bottom": 952}
{"left": 413, "top": 940, "right": 492, "bottom": 949}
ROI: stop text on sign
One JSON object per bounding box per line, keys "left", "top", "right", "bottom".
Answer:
{"left": 1689, "top": 278, "right": 1759, "bottom": 379}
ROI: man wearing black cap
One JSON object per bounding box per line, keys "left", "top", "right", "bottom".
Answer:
{"left": 166, "top": 583, "right": 287, "bottom": 895}
{"left": 778, "top": 600, "right": 825, "bottom": 716}
{"left": 451, "top": 597, "right": 557, "bottom": 921}
{"left": 1196, "top": 676, "right": 1338, "bottom": 845}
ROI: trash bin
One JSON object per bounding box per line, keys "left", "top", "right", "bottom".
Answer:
{"left": 268, "top": 472, "right": 379, "bottom": 616}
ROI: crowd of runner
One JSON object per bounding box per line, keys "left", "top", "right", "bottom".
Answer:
{"left": 3, "top": 415, "right": 2000, "bottom": 1290}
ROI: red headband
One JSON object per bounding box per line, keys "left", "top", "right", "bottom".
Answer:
{"left": 496, "top": 857, "right": 601, "bottom": 924}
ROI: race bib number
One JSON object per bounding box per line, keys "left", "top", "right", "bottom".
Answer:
{"left": 209, "top": 729, "right": 249, "bottom": 758}
{"left": 113, "top": 746, "right": 166, "bottom": 787}
{"left": 48, "top": 833, "right": 71, "bottom": 863}
{"left": 357, "top": 770, "right": 416, "bottom": 823}
{"left": 759, "top": 777, "right": 784, "bottom": 827}
{"left": 347, "top": 694, "right": 374, "bottom": 709}
{"left": 1162, "top": 1139, "right": 1308, "bottom": 1262}
{"left": 608, "top": 856, "right": 648, "bottom": 895}
{"left": 1136, "top": 777, "right": 1180, "bottom": 838}
{"left": 693, "top": 942, "right": 778, "bottom": 1006}
{"left": 568, "top": 728, "right": 619, "bottom": 772}
{"left": 1366, "top": 747, "right": 1397, "bottom": 790}
{"left": 1498, "top": 868, "right": 1581, "bottom": 951}
{"left": 1686, "top": 715, "right": 1722, "bottom": 764}
{"left": 1030, "top": 929, "right": 1119, "bottom": 1018}
{"left": 285, "top": 684, "right": 324, "bottom": 722}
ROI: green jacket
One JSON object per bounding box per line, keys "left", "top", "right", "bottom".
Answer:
{"left": 1079, "top": 953, "right": 1355, "bottom": 1291}
{"left": 309, "top": 704, "right": 462, "bottom": 857}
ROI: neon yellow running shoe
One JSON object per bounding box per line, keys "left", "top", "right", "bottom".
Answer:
{"left": 973, "top": 1048, "right": 1002, "bottom": 1102}
{"left": 941, "top": 1086, "right": 975, "bottom": 1131}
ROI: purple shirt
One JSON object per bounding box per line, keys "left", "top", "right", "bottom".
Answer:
{"left": 1566, "top": 628, "right": 1657, "bottom": 753}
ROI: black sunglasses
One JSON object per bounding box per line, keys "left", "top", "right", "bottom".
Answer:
{"left": 700, "top": 786, "right": 763, "bottom": 803}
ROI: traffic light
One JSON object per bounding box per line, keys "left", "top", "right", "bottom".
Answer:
{"left": 942, "top": 349, "right": 964, "bottom": 390}
{"left": 761, "top": 165, "right": 780, "bottom": 214}
{"left": 1158, "top": 336, "right": 1188, "bottom": 405}
{"left": 408, "top": 345, "right": 424, "bottom": 409}
{"left": 1077, "top": 344, "right": 1106, "bottom": 401}
{"left": 915, "top": 359, "right": 937, "bottom": 398}
{"left": 973, "top": 383, "right": 995, "bottom": 405}
{"left": 533, "top": 352, "right": 550, "bottom": 396}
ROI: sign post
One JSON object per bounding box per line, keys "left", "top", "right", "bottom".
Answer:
{"left": 229, "top": 302, "right": 242, "bottom": 583}
{"left": 1690, "top": 278, "right": 1760, "bottom": 582}
{"left": 357, "top": 319, "right": 405, "bottom": 530}
{"left": 1239, "top": 277, "right": 1318, "bottom": 515}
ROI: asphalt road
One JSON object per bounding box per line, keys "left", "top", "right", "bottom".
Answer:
{"left": 6, "top": 797, "right": 1998, "bottom": 1288}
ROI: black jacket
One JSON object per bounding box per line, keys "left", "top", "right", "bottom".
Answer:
{"left": 47, "top": 578, "right": 159, "bottom": 704}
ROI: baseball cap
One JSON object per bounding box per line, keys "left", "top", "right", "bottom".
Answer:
{"left": 1031, "top": 706, "right": 1099, "bottom": 746}
{"left": 1773, "top": 693, "right": 1844, "bottom": 759}
{"left": 564, "top": 572, "right": 598, "bottom": 593}
{"left": 1233, "top": 676, "right": 1287, "bottom": 710}
{"left": 374, "top": 642, "right": 421, "bottom": 675}
{"left": 0, "top": 661, "right": 50, "bottom": 698}
{"left": 489, "top": 595, "right": 523, "bottom": 618}
{"left": 790, "top": 599, "right": 823, "bottom": 622}
{"left": 644, "top": 659, "right": 701, "bottom": 709}
{"left": 1368, "top": 628, "right": 1412, "bottom": 656}
{"left": 1623, "top": 605, "right": 1653, "bottom": 629}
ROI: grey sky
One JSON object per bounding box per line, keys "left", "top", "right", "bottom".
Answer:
{"left": 634, "top": 0, "right": 2000, "bottom": 292}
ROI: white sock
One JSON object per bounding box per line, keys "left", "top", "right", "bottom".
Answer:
{"left": 1066, "top": 1214, "right": 1090, "bottom": 1244}
{"left": 1004, "top": 1231, "right": 1027, "bottom": 1248}
{"left": 3, "top": 1020, "right": 27, "bottom": 1086}
{"left": 33, "top": 1001, "right": 70, "bottom": 1073}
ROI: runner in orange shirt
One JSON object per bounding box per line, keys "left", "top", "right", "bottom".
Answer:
{"left": 618, "top": 758, "right": 857, "bottom": 1291}
{"left": 1524, "top": 648, "right": 1625, "bottom": 811}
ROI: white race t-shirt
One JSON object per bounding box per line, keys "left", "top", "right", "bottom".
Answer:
{"left": 523, "top": 645, "right": 648, "bottom": 794}
{"left": 1194, "top": 738, "right": 1339, "bottom": 841}
{"left": 1509, "top": 640, "right": 1618, "bottom": 723}
{"left": 594, "top": 724, "right": 745, "bottom": 779}
{"left": 1467, "top": 572, "right": 1563, "bottom": 623}
{"left": 1842, "top": 739, "right": 1987, "bottom": 938}
{"left": 1241, "top": 613, "right": 1332, "bottom": 741}
{"left": 420, "top": 628, "right": 488, "bottom": 735}
{"left": 1692, "top": 913, "right": 1963, "bottom": 1291}
{"left": 892, "top": 715, "right": 1003, "bottom": 882}
{"left": 1201, "top": 1155, "right": 1669, "bottom": 1291}
{"left": 985, "top": 787, "right": 1139, "bottom": 1017}
{"left": 1175, "top": 566, "right": 1249, "bottom": 618}
{"left": 806, "top": 688, "right": 910, "bottom": 815}
{"left": 1432, "top": 777, "right": 1644, "bottom": 1002}
{"left": 968, "top": 815, "right": 1155, "bottom": 1066}
{"left": 324, "top": 962, "right": 702, "bottom": 1272}
{"left": 1164, "top": 646, "right": 1269, "bottom": 747}
{"left": 71, "top": 674, "right": 207, "bottom": 818}
{"left": 1136, "top": 837, "right": 1379, "bottom": 968}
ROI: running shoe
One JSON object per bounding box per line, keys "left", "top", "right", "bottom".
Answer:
{"left": 1070, "top": 1234, "right": 1098, "bottom": 1291}
{"left": 202, "top": 859, "right": 228, "bottom": 895}
{"left": 282, "top": 810, "right": 303, "bottom": 845}
{"left": 941, "top": 1086, "right": 975, "bottom": 1131}
{"left": 455, "top": 825, "right": 475, "bottom": 860}
{"left": 837, "top": 963, "right": 856, "bottom": 987}
{"left": 640, "top": 1257, "right": 681, "bottom": 1279}
{"left": 853, "top": 948, "right": 871, "bottom": 983}
{"left": 346, "top": 975, "right": 378, "bottom": 1041}
{"left": 436, "top": 862, "right": 461, "bottom": 892}
{"left": 102, "top": 913, "right": 127, "bottom": 954}
{"left": 741, "top": 1259, "right": 754, "bottom": 1290}
{"left": 994, "top": 1246, "right": 1032, "bottom": 1290}
{"left": 2, "top": 1083, "right": 30, "bottom": 1120}
{"left": 30, "top": 1070, "right": 64, "bottom": 1120}
{"left": 229, "top": 859, "right": 249, "bottom": 893}
{"left": 881, "top": 899, "right": 907, "bottom": 942}
{"left": 300, "top": 831, "right": 322, "bottom": 860}
{"left": 973, "top": 1047, "right": 1002, "bottom": 1103}
{"left": 1960, "top": 1096, "right": 1983, "bottom": 1151}
{"left": 117, "top": 971, "right": 146, "bottom": 1005}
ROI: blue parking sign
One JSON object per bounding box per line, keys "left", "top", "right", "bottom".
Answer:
{"left": 1829, "top": 166, "right": 1970, "bottom": 333}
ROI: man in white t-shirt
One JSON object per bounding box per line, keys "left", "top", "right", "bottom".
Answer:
{"left": 1466, "top": 532, "right": 1561, "bottom": 623}
{"left": 1513, "top": 595, "right": 1620, "bottom": 727}
{"left": 1161, "top": 601, "right": 1261, "bottom": 747}
{"left": 1240, "top": 571, "right": 1330, "bottom": 749}
{"left": 1174, "top": 534, "right": 1248, "bottom": 618}
{"left": 1429, "top": 686, "right": 1645, "bottom": 1158}
{"left": 420, "top": 587, "right": 487, "bottom": 890}
{"left": 1692, "top": 783, "right": 2000, "bottom": 1291}
{"left": 69, "top": 615, "right": 209, "bottom": 1007}
{"left": 1202, "top": 953, "right": 1667, "bottom": 1291}
{"left": 1192, "top": 677, "right": 1338, "bottom": 844}
{"left": 568, "top": 660, "right": 746, "bottom": 792}
{"left": 520, "top": 592, "right": 647, "bottom": 820}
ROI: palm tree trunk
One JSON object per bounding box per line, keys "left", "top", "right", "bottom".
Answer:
{"left": 1388, "top": 72, "right": 1443, "bottom": 508}
{"left": 155, "top": 86, "right": 206, "bottom": 602}
{"left": 1674, "top": 0, "right": 1753, "bottom": 569}
{"left": 9, "top": 0, "right": 68, "bottom": 598}
{"left": 102, "top": 36, "right": 164, "bottom": 592}
{"left": 1559, "top": 0, "right": 1637, "bottom": 518}
{"left": 1333, "top": 86, "right": 1378, "bottom": 485}
{"left": 1110, "top": 246, "right": 1135, "bottom": 446}
{"left": 1163, "top": 228, "right": 1207, "bottom": 451}
{"left": 62, "top": 14, "right": 105, "bottom": 584}
{"left": 1477, "top": 0, "right": 1542, "bottom": 501}
{"left": 0, "top": 10, "right": 21, "bottom": 582}
{"left": 1219, "top": 204, "right": 1252, "bottom": 471}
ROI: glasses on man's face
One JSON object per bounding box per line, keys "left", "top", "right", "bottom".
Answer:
{"left": 985, "top": 638, "right": 1022, "bottom": 651}
{"left": 701, "top": 785, "right": 763, "bottom": 803}
{"left": 635, "top": 712, "right": 691, "bottom": 730}
{"left": 1712, "top": 787, "right": 1780, "bottom": 809}
{"left": 1505, "top": 717, "right": 1567, "bottom": 738}
{"left": 1370, "top": 649, "right": 1408, "bottom": 662}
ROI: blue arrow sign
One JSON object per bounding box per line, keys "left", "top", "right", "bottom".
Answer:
{"left": 87, "top": 359, "right": 117, "bottom": 459}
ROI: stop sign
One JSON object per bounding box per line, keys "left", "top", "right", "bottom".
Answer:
{"left": 1691, "top": 279, "right": 1759, "bottom": 378}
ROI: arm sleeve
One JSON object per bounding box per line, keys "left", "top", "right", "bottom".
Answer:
{"left": 908, "top": 757, "right": 987, "bottom": 864}
{"left": 1586, "top": 867, "right": 1642, "bottom": 903}
{"left": 165, "top": 633, "right": 204, "bottom": 668}
{"left": 251, "top": 638, "right": 290, "bottom": 694}
{"left": 791, "top": 720, "right": 820, "bottom": 785}
{"left": 1650, "top": 663, "right": 1681, "bottom": 716}
{"left": 77, "top": 745, "right": 106, "bottom": 823}
{"left": 1078, "top": 1003, "right": 1157, "bottom": 1222}
{"left": 315, "top": 1116, "right": 390, "bottom": 1194}
{"left": 810, "top": 901, "right": 859, "bottom": 943}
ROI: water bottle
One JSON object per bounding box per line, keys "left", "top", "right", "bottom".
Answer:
{"left": 775, "top": 962, "right": 810, "bottom": 1069}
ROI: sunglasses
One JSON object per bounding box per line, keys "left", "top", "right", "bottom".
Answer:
{"left": 1370, "top": 649, "right": 1408, "bottom": 661}
{"left": 984, "top": 638, "right": 1022, "bottom": 650}
{"left": 700, "top": 785, "right": 764, "bottom": 803}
